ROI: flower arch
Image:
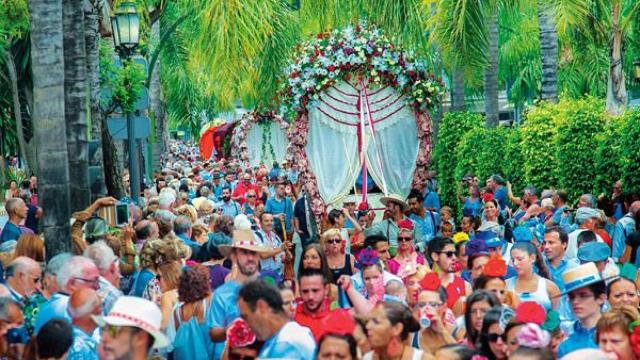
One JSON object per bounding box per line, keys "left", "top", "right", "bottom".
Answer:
{"left": 232, "top": 110, "right": 290, "bottom": 168}
{"left": 281, "top": 22, "right": 446, "bottom": 218}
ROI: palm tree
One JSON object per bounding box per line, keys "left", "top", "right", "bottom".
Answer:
{"left": 537, "top": 0, "right": 558, "bottom": 102}
{"left": 64, "top": 0, "right": 91, "bottom": 212}
{"left": 28, "top": 0, "right": 72, "bottom": 257}
{"left": 484, "top": 5, "right": 500, "bottom": 127}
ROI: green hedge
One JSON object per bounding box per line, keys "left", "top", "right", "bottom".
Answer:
{"left": 431, "top": 101, "right": 640, "bottom": 215}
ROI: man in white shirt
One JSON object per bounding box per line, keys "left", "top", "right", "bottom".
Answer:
{"left": 567, "top": 207, "right": 604, "bottom": 260}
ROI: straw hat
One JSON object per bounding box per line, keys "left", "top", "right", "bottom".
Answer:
{"left": 380, "top": 194, "right": 409, "bottom": 212}
{"left": 219, "top": 229, "right": 270, "bottom": 257}
{"left": 562, "top": 263, "right": 604, "bottom": 294}
{"left": 93, "top": 296, "right": 169, "bottom": 349}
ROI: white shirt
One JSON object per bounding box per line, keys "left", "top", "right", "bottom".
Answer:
{"left": 258, "top": 321, "right": 316, "bottom": 360}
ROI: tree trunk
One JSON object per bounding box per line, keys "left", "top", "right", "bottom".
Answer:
{"left": 84, "top": 0, "right": 107, "bottom": 199}
{"left": 102, "top": 118, "right": 126, "bottom": 198}
{"left": 63, "top": 0, "right": 90, "bottom": 212}
{"left": 451, "top": 69, "right": 466, "bottom": 111}
{"left": 538, "top": 0, "right": 559, "bottom": 103}
{"left": 484, "top": 6, "right": 500, "bottom": 127}
{"left": 149, "top": 20, "right": 164, "bottom": 171}
{"left": 5, "top": 48, "right": 31, "bottom": 175}
{"left": 606, "top": 2, "right": 627, "bottom": 115}
{"left": 28, "top": 0, "right": 72, "bottom": 258}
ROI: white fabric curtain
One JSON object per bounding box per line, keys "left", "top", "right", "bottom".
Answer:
{"left": 247, "top": 122, "right": 288, "bottom": 167}
{"left": 305, "top": 81, "right": 418, "bottom": 204}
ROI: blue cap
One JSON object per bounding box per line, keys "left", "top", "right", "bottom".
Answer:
{"left": 475, "top": 230, "right": 502, "bottom": 248}
{"left": 465, "top": 239, "right": 489, "bottom": 257}
{"left": 512, "top": 226, "right": 533, "bottom": 242}
{"left": 577, "top": 242, "right": 610, "bottom": 263}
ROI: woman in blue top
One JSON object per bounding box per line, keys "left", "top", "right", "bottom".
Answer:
{"left": 460, "top": 185, "right": 482, "bottom": 218}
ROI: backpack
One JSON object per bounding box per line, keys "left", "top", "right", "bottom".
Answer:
{"left": 171, "top": 297, "right": 214, "bottom": 360}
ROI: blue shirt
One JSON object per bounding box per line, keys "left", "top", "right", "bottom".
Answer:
{"left": 545, "top": 256, "right": 579, "bottom": 327}
{"left": 265, "top": 197, "right": 294, "bottom": 231}
{"left": 423, "top": 190, "right": 441, "bottom": 212}
{"left": 552, "top": 205, "right": 573, "bottom": 231}
{"left": 409, "top": 211, "right": 439, "bottom": 247}
{"left": 557, "top": 321, "right": 598, "bottom": 358}
{"left": 218, "top": 200, "right": 242, "bottom": 217}
{"left": 208, "top": 280, "right": 242, "bottom": 359}
{"left": 130, "top": 268, "right": 154, "bottom": 297}
{"left": 463, "top": 197, "right": 482, "bottom": 217}
{"left": 613, "top": 214, "right": 635, "bottom": 261}
{"left": 0, "top": 222, "right": 22, "bottom": 243}
{"left": 494, "top": 186, "right": 509, "bottom": 210}
{"left": 177, "top": 233, "right": 202, "bottom": 260}
{"left": 259, "top": 321, "right": 316, "bottom": 360}
{"left": 97, "top": 277, "right": 122, "bottom": 315}
{"left": 35, "top": 293, "right": 70, "bottom": 333}
{"left": 68, "top": 326, "right": 99, "bottom": 360}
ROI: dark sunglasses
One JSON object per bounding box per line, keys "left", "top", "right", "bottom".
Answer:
{"left": 247, "top": 195, "right": 256, "bottom": 198}
{"left": 326, "top": 238, "right": 342, "bottom": 244}
{"left": 487, "top": 333, "right": 506, "bottom": 343}
{"left": 438, "top": 250, "right": 457, "bottom": 258}
{"left": 397, "top": 236, "right": 413, "bottom": 242}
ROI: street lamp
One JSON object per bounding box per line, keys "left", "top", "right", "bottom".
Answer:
{"left": 111, "top": 2, "right": 141, "bottom": 204}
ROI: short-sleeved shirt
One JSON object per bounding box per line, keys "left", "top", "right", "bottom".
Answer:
{"left": 294, "top": 197, "right": 310, "bottom": 242}
{"left": 259, "top": 321, "right": 316, "bottom": 360}
{"left": 0, "top": 222, "right": 22, "bottom": 243}
{"left": 98, "top": 277, "right": 122, "bottom": 315}
{"left": 68, "top": 326, "right": 99, "bottom": 360}
{"left": 208, "top": 280, "right": 242, "bottom": 359}
{"left": 217, "top": 200, "right": 241, "bottom": 217}
{"left": 494, "top": 186, "right": 509, "bottom": 210}
{"left": 265, "top": 197, "right": 294, "bottom": 231}
{"left": 255, "top": 230, "right": 283, "bottom": 274}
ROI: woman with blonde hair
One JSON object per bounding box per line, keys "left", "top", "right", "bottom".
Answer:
{"left": 597, "top": 305, "right": 640, "bottom": 360}
{"left": 157, "top": 261, "right": 182, "bottom": 330}
{"left": 322, "top": 228, "right": 356, "bottom": 284}
{"left": 13, "top": 233, "right": 45, "bottom": 263}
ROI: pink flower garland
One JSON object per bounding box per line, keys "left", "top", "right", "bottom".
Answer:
{"left": 231, "top": 111, "right": 290, "bottom": 168}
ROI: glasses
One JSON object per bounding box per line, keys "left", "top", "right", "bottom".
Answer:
{"left": 326, "top": 238, "right": 342, "bottom": 245}
{"left": 438, "top": 251, "right": 457, "bottom": 258}
{"left": 104, "top": 325, "right": 135, "bottom": 338}
{"left": 31, "top": 276, "right": 41, "bottom": 284}
{"left": 73, "top": 277, "right": 100, "bottom": 287}
{"left": 398, "top": 236, "right": 413, "bottom": 242}
{"left": 156, "top": 274, "right": 162, "bottom": 281}
{"left": 247, "top": 195, "right": 256, "bottom": 198}
{"left": 487, "top": 332, "right": 506, "bottom": 343}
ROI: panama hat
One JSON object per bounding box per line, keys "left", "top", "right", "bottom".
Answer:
{"left": 219, "top": 229, "right": 270, "bottom": 257}
{"left": 380, "top": 194, "right": 409, "bottom": 212}
{"left": 92, "top": 296, "right": 169, "bottom": 349}
{"left": 562, "top": 262, "right": 604, "bottom": 294}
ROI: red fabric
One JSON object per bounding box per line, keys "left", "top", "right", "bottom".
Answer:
{"left": 445, "top": 275, "right": 467, "bottom": 309}
{"left": 199, "top": 126, "right": 219, "bottom": 160}
{"left": 294, "top": 300, "right": 350, "bottom": 341}
{"left": 232, "top": 183, "right": 260, "bottom": 204}
{"left": 596, "top": 229, "right": 613, "bottom": 249}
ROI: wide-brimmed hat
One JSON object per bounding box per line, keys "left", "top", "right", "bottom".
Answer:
{"left": 92, "top": 296, "right": 169, "bottom": 349}
{"left": 577, "top": 242, "right": 610, "bottom": 263}
{"left": 380, "top": 194, "right": 409, "bottom": 212}
{"left": 219, "top": 229, "right": 269, "bottom": 257}
{"left": 562, "top": 263, "right": 604, "bottom": 294}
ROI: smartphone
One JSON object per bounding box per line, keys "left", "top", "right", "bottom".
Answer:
{"left": 115, "top": 202, "right": 129, "bottom": 227}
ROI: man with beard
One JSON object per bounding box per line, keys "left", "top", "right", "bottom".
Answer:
{"left": 208, "top": 229, "right": 269, "bottom": 358}
{"left": 218, "top": 187, "right": 242, "bottom": 217}
{"left": 238, "top": 279, "right": 316, "bottom": 359}
{"left": 365, "top": 194, "right": 419, "bottom": 251}
{"left": 427, "top": 237, "right": 471, "bottom": 313}
{"left": 407, "top": 188, "right": 439, "bottom": 251}
{"left": 294, "top": 268, "right": 350, "bottom": 340}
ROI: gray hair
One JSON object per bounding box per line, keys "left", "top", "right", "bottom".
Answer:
{"left": 524, "top": 185, "right": 537, "bottom": 197}
{"left": 5, "top": 256, "right": 39, "bottom": 279}
{"left": 83, "top": 241, "right": 117, "bottom": 273}
{"left": 199, "top": 186, "right": 210, "bottom": 197}
{"left": 4, "top": 198, "right": 23, "bottom": 215}
{"left": 173, "top": 215, "right": 192, "bottom": 235}
{"left": 581, "top": 193, "right": 597, "bottom": 208}
{"left": 57, "top": 256, "right": 97, "bottom": 290}
{"left": 45, "top": 253, "right": 73, "bottom": 276}
{"left": 154, "top": 209, "right": 176, "bottom": 225}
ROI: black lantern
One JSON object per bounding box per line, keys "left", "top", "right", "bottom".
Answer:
{"left": 111, "top": 2, "right": 140, "bottom": 53}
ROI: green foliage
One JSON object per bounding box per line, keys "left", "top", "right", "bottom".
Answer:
{"left": 501, "top": 127, "right": 524, "bottom": 194}
{"left": 594, "top": 115, "right": 624, "bottom": 194}
{"left": 432, "top": 111, "right": 483, "bottom": 214}
{"left": 620, "top": 110, "right": 640, "bottom": 193}
{"left": 555, "top": 97, "right": 605, "bottom": 200}
{"left": 520, "top": 102, "right": 560, "bottom": 190}
{"left": 0, "top": 0, "right": 29, "bottom": 42}
{"left": 99, "top": 40, "right": 146, "bottom": 114}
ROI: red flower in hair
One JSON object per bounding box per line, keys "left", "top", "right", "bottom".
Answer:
{"left": 629, "top": 321, "right": 640, "bottom": 357}
{"left": 358, "top": 202, "right": 370, "bottom": 211}
{"left": 483, "top": 253, "right": 507, "bottom": 278}
{"left": 397, "top": 219, "right": 414, "bottom": 231}
{"left": 226, "top": 318, "right": 257, "bottom": 348}
{"left": 419, "top": 272, "right": 441, "bottom": 291}
{"left": 515, "top": 302, "right": 547, "bottom": 326}
{"left": 315, "top": 309, "right": 356, "bottom": 342}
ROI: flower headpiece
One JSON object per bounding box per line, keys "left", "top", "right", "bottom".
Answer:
{"left": 314, "top": 309, "right": 356, "bottom": 342}
{"left": 419, "top": 272, "right": 441, "bottom": 292}
{"left": 397, "top": 219, "right": 414, "bottom": 231}
{"left": 515, "top": 301, "right": 547, "bottom": 326}
{"left": 465, "top": 240, "right": 489, "bottom": 257}
{"left": 516, "top": 323, "right": 550, "bottom": 349}
{"left": 452, "top": 232, "right": 470, "bottom": 245}
{"left": 483, "top": 253, "right": 507, "bottom": 278}
{"left": 226, "top": 318, "right": 257, "bottom": 348}
{"left": 397, "top": 261, "right": 418, "bottom": 280}
{"left": 541, "top": 310, "right": 560, "bottom": 333}
{"left": 358, "top": 202, "right": 370, "bottom": 211}
{"left": 357, "top": 247, "right": 380, "bottom": 269}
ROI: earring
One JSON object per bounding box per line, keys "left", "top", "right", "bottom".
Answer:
{"left": 386, "top": 336, "right": 403, "bottom": 357}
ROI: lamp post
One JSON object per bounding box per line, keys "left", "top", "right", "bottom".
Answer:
{"left": 111, "top": 2, "right": 141, "bottom": 203}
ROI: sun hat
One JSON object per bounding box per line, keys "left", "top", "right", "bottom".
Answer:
{"left": 218, "top": 229, "right": 269, "bottom": 257}
{"left": 577, "top": 241, "right": 610, "bottom": 263}
{"left": 92, "top": 296, "right": 169, "bottom": 349}
{"left": 380, "top": 194, "right": 409, "bottom": 212}
{"left": 562, "top": 262, "right": 604, "bottom": 294}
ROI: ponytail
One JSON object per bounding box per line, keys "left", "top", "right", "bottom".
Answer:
{"left": 512, "top": 242, "right": 550, "bottom": 280}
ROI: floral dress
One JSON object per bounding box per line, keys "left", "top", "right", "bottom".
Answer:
{"left": 142, "top": 278, "right": 162, "bottom": 306}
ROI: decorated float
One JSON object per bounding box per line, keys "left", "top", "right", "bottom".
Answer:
{"left": 231, "top": 110, "right": 290, "bottom": 168}
{"left": 280, "top": 21, "right": 445, "bottom": 217}
{"left": 199, "top": 118, "right": 237, "bottom": 161}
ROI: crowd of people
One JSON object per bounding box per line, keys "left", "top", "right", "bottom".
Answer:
{"left": 1, "top": 140, "right": 640, "bottom": 360}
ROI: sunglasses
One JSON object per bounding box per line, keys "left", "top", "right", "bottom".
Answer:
{"left": 104, "top": 325, "right": 137, "bottom": 338}
{"left": 229, "top": 354, "right": 255, "bottom": 360}
{"left": 417, "top": 301, "right": 443, "bottom": 308}
{"left": 326, "top": 238, "right": 342, "bottom": 245}
{"left": 397, "top": 236, "right": 413, "bottom": 242}
{"left": 438, "top": 251, "right": 457, "bottom": 258}
{"left": 247, "top": 195, "right": 256, "bottom": 198}
{"left": 487, "top": 332, "right": 506, "bottom": 343}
